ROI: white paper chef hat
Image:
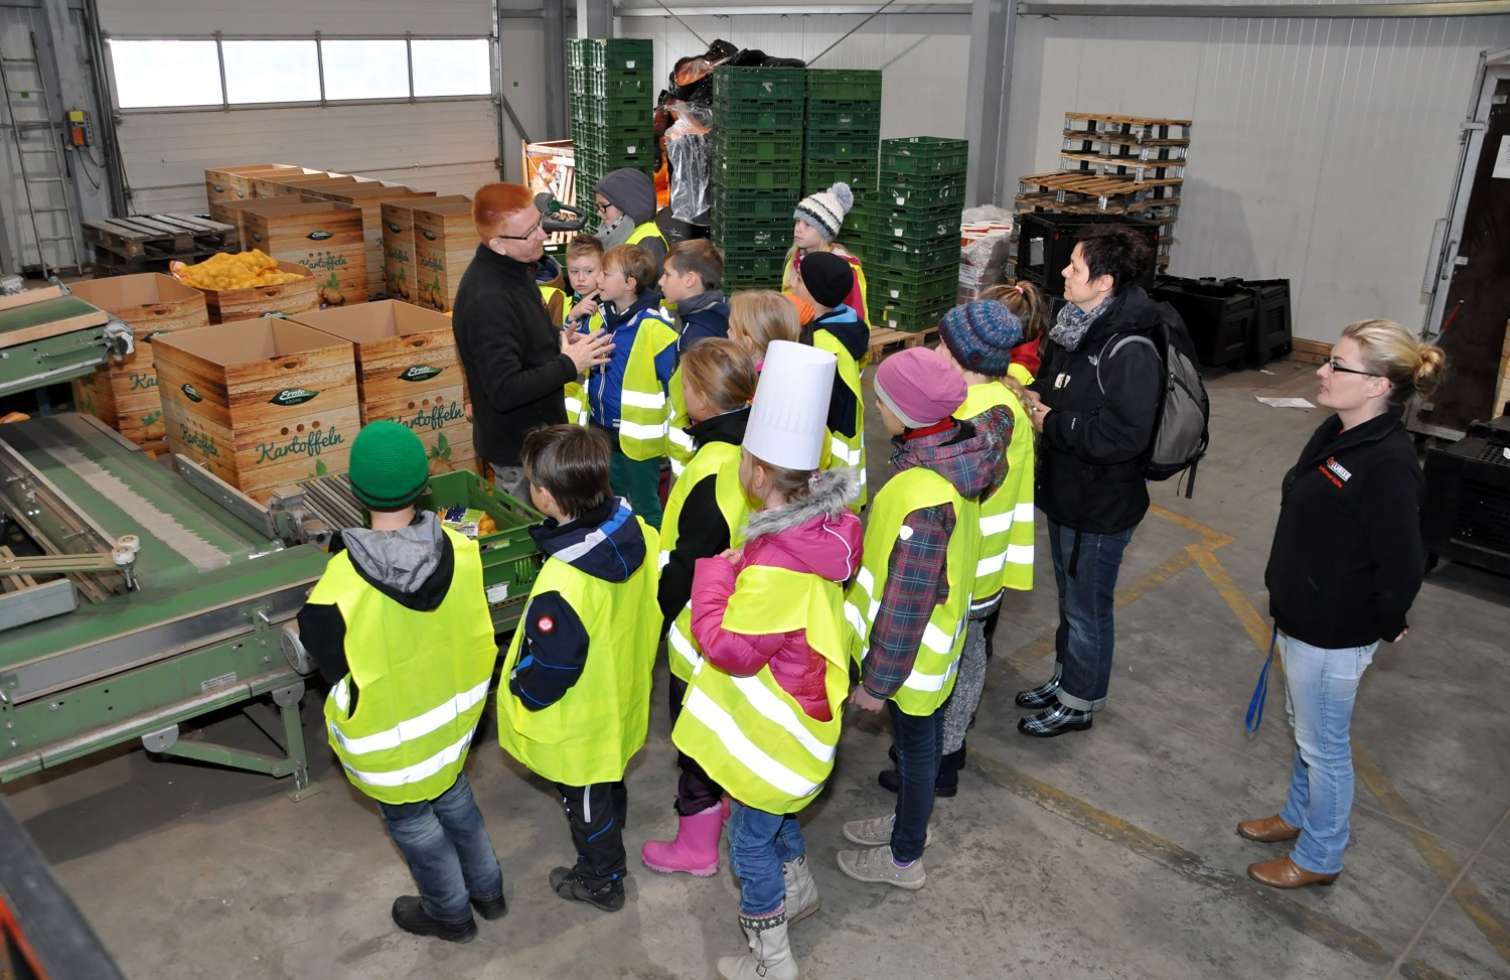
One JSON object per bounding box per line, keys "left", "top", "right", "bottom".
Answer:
{"left": 743, "top": 339, "right": 837, "bottom": 471}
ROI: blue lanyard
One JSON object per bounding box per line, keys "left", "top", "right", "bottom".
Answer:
{"left": 1245, "top": 626, "right": 1279, "bottom": 733}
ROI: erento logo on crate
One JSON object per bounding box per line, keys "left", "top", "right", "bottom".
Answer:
{"left": 399, "top": 365, "right": 442, "bottom": 382}
{"left": 270, "top": 388, "right": 319, "bottom": 407}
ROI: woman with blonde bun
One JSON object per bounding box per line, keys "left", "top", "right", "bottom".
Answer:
{"left": 1242, "top": 319, "right": 1446, "bottom": 891}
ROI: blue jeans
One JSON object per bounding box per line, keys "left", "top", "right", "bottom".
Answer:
{"left": 728, "top": 801, "right": 806, "bottom": 917}
{"left": 889, "top": 700, "right": 945, "bottom": 863}
{"left": 1047, "top": 520, "right": 1135, "bottom": 711}
{"left": 377, "top": 774, "right": 505, "bottom": 924}
{"left": 1277, "top": 632, "right": 1378, "bottom": 875}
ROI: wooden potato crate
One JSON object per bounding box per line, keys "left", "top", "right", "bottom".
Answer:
{"left": 204, "top": 164, "right": 300, "bottom": 205}
{"left": 154, "top": 318, "right": 361, "bottom": 503}
{"left": 210, "top": 197, "right": 322, "bottom": 251}
{"left": 382, "top": 195, "right": 469, "bottom": 304}
{"left": 191, "top": 260, "right": 319, "bottom": 324}
{"left": 289, "top": 300, "right": 476, "bottom": 476}
{"left": 241, "top": 203, "right": 366, "bottom": 308}
{"left": 68, "top": 273, "right": 210, "bottom": 445}
{"left": 413, "top": 200, "right": 479, "bottom": 313}
{"left": 249, "top": 171, "right": 337, "bottom": 199}
{"left": 302, "top": 184, "right": 437, "bottom": 300}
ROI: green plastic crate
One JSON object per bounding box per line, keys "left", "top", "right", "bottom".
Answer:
{"left": 585, "top": 38, "right": 653, "bottom": 72}
{"left": 803, "top": 135, "right": 878, "bottom": 161}
{"left": 722, "top": 251, "right": 788, "bottom": 279}
{"left": 714, "top": 132, "right": 803, "bottom": 162}
{"left": 868, "top": 271, "right": 958, "bottom": 306}
{"left": 717, "top": 104, "right": 805, "bottom": 131}
{"left": 588, "top": 74, "right": 652, "bottom": 100}
{"left": 414, "top": 470, "right": 544, "bottom": 626}
{"left": 872, "top": 209, "right": 962, "bottom": 242}
{"left": 715, "top": 161, "right": 803, "bottom": 192}
{"left": 587, "top": 103, "right": 651, "bottom": 129}
{"left": 804, "top": 102, "right": 882, "bottom": 131}
{"left": 805, "top": 69, "right": 882, "bottom": 103}
{"left": 712, "top": 191, "right": 796, "bottom": 221}
{"left": 878, "top": 174, "right": 967, "bottom": 209}
{"left": 880, "top": 137, "right": 969, "bottom": 177}
{"left": 866, "top": 237, "right": 960, "bottom": 272}
{"left": 713, "top": 66, "right": 807, "bottom": 104}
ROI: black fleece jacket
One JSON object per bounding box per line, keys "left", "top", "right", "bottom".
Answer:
{"left": 657, "top": 407, "right": 750, "bottom": 627}
{"left": 1265, "top": 411, "right": 1426, "bottom": 649}
{"left": 1030, "top": 287, "right": 1165, "bottom": 533}
{"left": 452, "top": 245, "right": 575, "bottom": 467}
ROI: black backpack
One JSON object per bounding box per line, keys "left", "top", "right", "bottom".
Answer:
{"left": 1096, "top": 304, "right": 1211, "bottom": 496}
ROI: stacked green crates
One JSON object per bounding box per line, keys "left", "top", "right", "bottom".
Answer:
{"left": 711, "top": 66, "right": 805, "bottom": 290}
{"left": 866, "top": 137, "right": 969, "bottom": 331}
{"left": 802, "top": 70, "right": 882, "bottom": 259}
{"left": 567, "top": 38, "right": 655, "bottom": 234}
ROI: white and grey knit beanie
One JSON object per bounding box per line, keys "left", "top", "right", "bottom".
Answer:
{"left": 793, "top": 182, "right": 854, "bottom": 242}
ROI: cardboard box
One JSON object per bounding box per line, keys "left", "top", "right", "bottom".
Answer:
{"left": 381, "top": 195, "right": 470, "bottom": 304}
{"left": 413, "top": 200, "right": 479, "bottom": 313}
{"left": 290, "top": 300, "right": 476, "bottom": 476}
{"left": 204, "top": 164, "right": 299, "bottom": 205}
{"left": 191, "top": 260, "right": 319, "bottom": 324}
{"left": 154, "top": 318, "right": 360, "bottom": 502}
{"left": 300, "top": 184, "right": 437, "bottom": 300}
{"left": 68, "top": 273, "right": 210, "bottom": 445}
{"left": 241, "top": 202, "right": 365, "bottom": 307}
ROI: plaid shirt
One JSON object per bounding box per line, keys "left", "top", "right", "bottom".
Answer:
{"left": 861, "top": 415, "right": 1006, "bottom": 700}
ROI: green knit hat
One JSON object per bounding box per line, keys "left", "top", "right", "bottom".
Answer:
{"left": 349, "top": 420, "right": 429, "bottom": 509}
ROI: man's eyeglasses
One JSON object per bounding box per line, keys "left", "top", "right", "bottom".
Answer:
{"left": 494, "top": 217, "right": 542, "bottom": 242}
{"left": 1324, "top": 358, "right": 1380, "bottom": 378}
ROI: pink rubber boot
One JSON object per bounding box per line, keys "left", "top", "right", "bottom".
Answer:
{"left": 640, "top": 804, "right": 724, "bottom": 877}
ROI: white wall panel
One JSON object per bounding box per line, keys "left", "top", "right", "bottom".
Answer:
{"left": 97, "top": 0, "right": 490, "bottom": 37}
{"left": 1006, "top": 13, "right": 1510, "bottom": 343}
{"left": 118, "top": 101, "right": 499, "bottom": 212}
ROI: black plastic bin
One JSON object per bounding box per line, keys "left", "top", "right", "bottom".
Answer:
{"left": 1152, "top": 276, "right": 1255, "bottom": 368}
{"left": 1015, "top": 212, "right": 1160, "bottom": 298}
{"left": 1245, "top": 278, "right": 1293, "bottom": 365}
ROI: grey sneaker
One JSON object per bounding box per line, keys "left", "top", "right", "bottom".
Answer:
{"left": 841, "top": 813, "right": 933, "bottom": 848}
{"left": 835, "top": 845, "right": 926, "bottom": 891}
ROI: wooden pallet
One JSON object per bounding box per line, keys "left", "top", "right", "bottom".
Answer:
{"left": 84, "top": 213, "right": 236, "bottom": 262}
{"left": 1064, "top": 112, "right": 1193, "bottom": 141}
{"left": 868, "top": 325, "right": 939, "bottom": 361}
{"left": 1060, "top": 152, "right": 1187, "bottom": 181}
{"left": 1289, "top": 338, "right": 1333, "bottom": 365}
{"left": 1018, "top": 171, "right": 1183, "bottom": 211}
{"left": 1061, "top": 130, "right": 1191, "bottom": 153}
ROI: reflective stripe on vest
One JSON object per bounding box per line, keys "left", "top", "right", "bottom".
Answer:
{"left": 497, "top": 513, "right": 661, "bottom": 785}
{"left": 659, "top": 440, "right": 750, "bottom": 682}
{"left": 316, "top": 527, "right": 498, "bottom": 805}
{"left": 665, "top": 367, "right": 695, "bottom": 471}
{"left": 564, "top": 380, "right": 589, "bottom": 427}
{"left": 670, "top": 564, "right": 850, "bottom": 813}
{"left": 955, "top": 381, "right": 1036, "bottom": 598}
{"left": 844, "top": 467, "right": 980, "bottom": 715}
{"left": 813, "top": 329, "right": 866, "bottom": 510}
{"left": 625, "top": 221, "right": 667, "bottom": 251}
{"left": 614, "top": 310, "right": 678, "bottom": 461}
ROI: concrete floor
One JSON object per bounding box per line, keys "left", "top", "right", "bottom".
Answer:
{"left": 7, "top": 357, "right": 1509, "bottom": 980}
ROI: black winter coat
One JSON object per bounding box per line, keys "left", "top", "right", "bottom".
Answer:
{"left": 1265, "top": 411, "right": 1426, "bottom": 649}
{"left": 452, "top": 245, "right": 575, "bottom": 467}
{"left": 1030, "top": 287, "right": 1165, "bottom": 533}
{"left": 657, "top": 407, "right": 749, "bottom": 627}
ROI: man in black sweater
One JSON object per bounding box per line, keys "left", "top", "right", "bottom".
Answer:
{"left": 1016, "top": 226, "right": 1165, "bottom": 737}
{"left": 453, "top": 183, "right": 613, "bottom": 500}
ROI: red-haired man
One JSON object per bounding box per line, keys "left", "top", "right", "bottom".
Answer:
{"left": 452, "top": 182, "right": 614, "bottom": 500}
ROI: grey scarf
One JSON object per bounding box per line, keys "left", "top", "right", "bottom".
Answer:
{"left": 1048, "top": 295, "right": 1114, "bottom": 353}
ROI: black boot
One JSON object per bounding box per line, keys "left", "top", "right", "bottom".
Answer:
{"left": 877, "top": 745, "right": 964, "bottom": 798}
{"left": 549, "top": 866, "right": 626, "bottom": 912}
{"left": 1017, "top": 704, "right": 1093, "bottom": 738}
{"left": 391, "top": 896, "right": 477, "bottom": 943}
{"left": 471, "top": 892, "right": 508, "bottom": 921}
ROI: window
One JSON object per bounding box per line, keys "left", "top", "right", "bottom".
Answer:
{"left": 411, "top": 39, "right": 492, "bottom": 97}
{"left": 108, "top": 35, "right": 494, "bottom": 110}
{"left": 110, "top": 40, "right": 221, "bottom": 109}
{"left": 321, "top": 40, "right": 409, "bottom": 101}
{"left": 223, "top": 40, "right": 320, "bottom": 104}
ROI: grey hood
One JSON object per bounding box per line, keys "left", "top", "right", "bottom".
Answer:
{"left": 340, "top": 511, "right": 454, "bottom": 611}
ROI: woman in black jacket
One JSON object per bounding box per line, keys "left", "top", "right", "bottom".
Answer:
{"left": 1240, "top": 319, "right": 1445, "bottom": 890}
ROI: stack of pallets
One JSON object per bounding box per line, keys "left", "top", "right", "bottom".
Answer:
{"left": 83, "top": 213, "right": 236, "bottom": 274}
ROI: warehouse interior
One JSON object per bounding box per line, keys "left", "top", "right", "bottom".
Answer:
{"left": 0, "top": 1, "right": 1508, "bottom": 978}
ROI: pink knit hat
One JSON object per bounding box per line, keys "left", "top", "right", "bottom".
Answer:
{"left": 874, "top": 347, "right": 967, "bottom": 428}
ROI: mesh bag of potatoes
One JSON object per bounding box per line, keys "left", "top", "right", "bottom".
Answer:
{"left": 170, "top": 249, "right": 308, "bottom": 291}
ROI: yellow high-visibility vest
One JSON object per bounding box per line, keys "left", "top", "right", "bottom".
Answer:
{"left": 956, "top": 381, "right": 1036, "bottom": 602}
{"left": 814, "top": 328, "right": 866, "bottom": 511}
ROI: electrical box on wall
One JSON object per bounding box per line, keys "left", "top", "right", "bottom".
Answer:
{"left": 66, "top": 107, "right": 92, "bottom": 147}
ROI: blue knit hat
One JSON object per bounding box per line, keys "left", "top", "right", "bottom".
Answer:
{"left": 939, "top": 301, "right": 1025, "bottom": 377}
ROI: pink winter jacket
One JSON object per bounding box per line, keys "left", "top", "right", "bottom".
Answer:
{"left": 689, "top": 470, "right": 863, "bottom": 722}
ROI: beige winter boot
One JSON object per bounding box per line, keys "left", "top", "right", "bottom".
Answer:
{"left": 716, "top": 909, "right": 798, "bottom": 980}
{"left": 782, "top": 855, "right": 820, "bottom": 925}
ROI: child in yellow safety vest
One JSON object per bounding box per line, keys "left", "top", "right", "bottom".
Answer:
{"left": 837, "top": 347, "right": 1006, "bottom": 893}
{"left": 875, "top": 300, "right": 1029, "bottom": 800}
{"left": 658, "top": 240, "right": 730, "bottom": 476}
{"left": 496, "top": 425, "right": 661, "bottom": 914}
{"left": 793, "top": 252, "right": 869, "bottom": 510}
{"left": 296, "top": 421, "right": 505, "bottom": 944}
{"left": 586, "top": 243, "right": 677, "bottom": 528}
{"left": 670, "top": 340, "right": 862, "bottom": 980}
{"left": 782, "top": 182, "right": 868, "bottom": 316}
{"left": 640, "top": 339, "right": 756, "bottom": 877}
{"left": 561, "top": 234, "right": 605, "bottom": 427}
{"left": 727, "top": 290, "right": 801, "bottom": 373}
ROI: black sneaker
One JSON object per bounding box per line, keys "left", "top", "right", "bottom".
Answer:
{"left": 391, "top": 896, "right": 477, "bottom": 943}
{"left": 549, "top": 866, "right": 625, "bottom": 912}
{"left": 1017, "top": 704, "right": 1093, "bottom": 738}
{"left": 471, "top": 892, "right": 508, "bottom": 921}
{"left": 1015, "top": 677, "right": 1061, "bottom": 710}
